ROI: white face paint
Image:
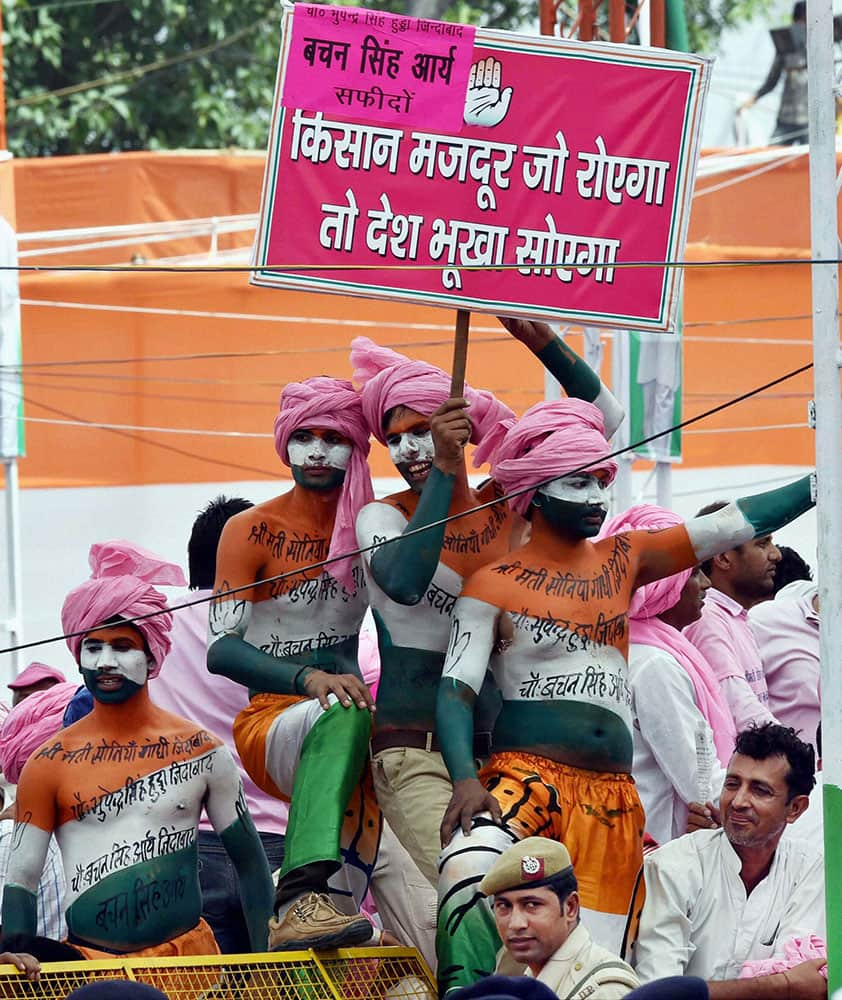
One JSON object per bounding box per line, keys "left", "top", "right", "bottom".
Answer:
{"left": 387, "top": 429, "right": 434, "bottom": 467}
{"left": 79, "top": 638, "right": 150, "bottom": 686}
{"left": 287, "top": 434, "right": 352, "bottom": 470}
{"left": 539, "top": 472, "right": 608, "bottom": 507}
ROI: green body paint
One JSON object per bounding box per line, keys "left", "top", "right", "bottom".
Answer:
{"left": 1, "top": 884, "right": 37, "bottom": 940}
{"left": 219, "top": 814, "right": 273, "bottom": 952}
{"left": 208, "top": 633, "right": 362, "bottom": 699}
{"left": 436, "top": 680, "right": 480, "bottom": 782}
{"left": 537, "top": 338, "right": 602, "bottom": 403}
{"left": 373, "top": 612, "right": 500, "bottom": 732}
{"left": 736, "top": 474, "right": 815, "bottom": 537}
{"left": 66, "top": 844, "right": 202, "bottom": 951}
{"left": 370, "top": 466, "right": 456, "bottom": 605}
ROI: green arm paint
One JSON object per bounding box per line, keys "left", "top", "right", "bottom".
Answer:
{"left": 736, "top": 474, "right": 815, "bottom": 537}
{"left": 537, "top": 338, "right": 602, "bottom": 403}
{"left": 370, "top": 466, "right": 456, "bottom": 605}
{"left": 207, "top": 633, "right": 357, "bottom": 696}
{"left": 0, "top": 884, "right": 37, "bottom": 940}
{"left": 220, "top": 814, "right": 274, "bottom": 953}
{"left": 436, "top": 679, "right": 479, "bottom": 782}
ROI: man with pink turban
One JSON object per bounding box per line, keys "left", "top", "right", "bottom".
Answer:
{"left": 601, "top": 504, "right": 732, "bottom": 846}
{"left": 208, "top": 377, "right": 381, "bottom": 951}
{"left": 351, "top": 320, "right": 624, "bottom": 894}
{"left": 1, "top": 540, "right": 273, "bottom": 959}
{"left": 433, "top": 373, "right": 816, "bottom": 992}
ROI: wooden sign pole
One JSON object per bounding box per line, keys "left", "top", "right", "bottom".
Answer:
{"left": 450, "top": 309, "right": 470, "bottom": 397}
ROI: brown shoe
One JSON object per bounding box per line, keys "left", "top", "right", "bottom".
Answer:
{"left": 268, "top": 892, "right": 373, "bottom": 951}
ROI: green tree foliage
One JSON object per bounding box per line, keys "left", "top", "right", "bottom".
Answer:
{"left": 2, "top": 0, "right": 528, "bottom": 156}
{"left": 2, "top": 0, "right": 769, "bottom": 157}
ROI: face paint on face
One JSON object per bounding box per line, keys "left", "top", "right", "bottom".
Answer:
{"left": 384, "top": 407, "right": 434, "bottom": 493}
{"left": 79, "top": 624, "right": 150, "bottom": 704}
{"left": 535, "top": 472, "right": 609, "bottom": 539}
{"left": 287, "top": 428, "right": 353, "bottom": 492}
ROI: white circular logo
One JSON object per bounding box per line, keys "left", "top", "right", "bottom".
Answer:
{"left": 521, "top": 856, "right": 541, "bottom": 876}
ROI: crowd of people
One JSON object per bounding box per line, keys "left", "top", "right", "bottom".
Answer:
{"left": 0, "top": 317, "right": 827, "bottom": 1000}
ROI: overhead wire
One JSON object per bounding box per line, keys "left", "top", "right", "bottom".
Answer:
{"left": 0, "top": 358, "right": 814, "bottom": 657}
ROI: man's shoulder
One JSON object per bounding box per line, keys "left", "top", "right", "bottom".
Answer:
{"left": 647, "top": 828, "right": 721, "bottom": 871}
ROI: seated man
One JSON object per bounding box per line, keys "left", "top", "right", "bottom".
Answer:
{"left": 635, "top": 724, "right": 826, "bottom": 999}
{"left": 1, "top": 541, "right": 273, "bottom": 957}
{"left": 481, "top": 837, "right": 639, "bottom": 998}
{"left": 208, "top": 377, "right": 379, "bottom": 950}
{"left": 435, "top": 384, "right": 815, "bottom": 991}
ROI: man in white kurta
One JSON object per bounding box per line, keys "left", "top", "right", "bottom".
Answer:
{"left": 635, "top": 723, "right": 824, "bottom": 997}
{"left": 629, "top": 643, "right": 727, "bottom": 845}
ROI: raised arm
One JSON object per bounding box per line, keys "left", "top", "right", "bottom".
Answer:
{"left": 635, "top": 475, "right": 815, "bottom": 589}
{"left": 204, "top": 746, "right": 273, "bottom": 952}
{"left": 498, "top": 316, "right": 624, "bottom": 438}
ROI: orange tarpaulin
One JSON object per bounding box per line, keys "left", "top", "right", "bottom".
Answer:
{"left": 11, "top": 148, "right": 821, "bottom": 489}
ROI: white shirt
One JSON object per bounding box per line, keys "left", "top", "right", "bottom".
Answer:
{"left": 629, "top": 644, "right": 726, "bottom": 846}
{"left": 634, "top": 828, "right": 825, "bottom": 982}
{"left": 748, "top": 582, "right": 820, "bottom": 753}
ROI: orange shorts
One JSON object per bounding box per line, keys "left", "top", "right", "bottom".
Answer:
{"left": 481, "top": 750, "right": 644, "bottom": 922}
{"left": 72, "top": 917, "right": 220, "bottom": 960}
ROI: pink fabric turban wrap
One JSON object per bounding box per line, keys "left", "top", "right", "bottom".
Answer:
{"left": 61, "top": 540, "right": 187, "bottom": 678}
{"left": 0, "top": 680, "right": 78, "bottom": 783}
{"left": 273, "top": 376, "right": 374, "bottom": 589}
{"left": 488, "top": 399, "right": 617, "bottom": 516}
{"left": 349, "top": 336, "right": 515, "bottom": 465}
{"left": 601, "top": 504, "right": 736, "bottom": 765}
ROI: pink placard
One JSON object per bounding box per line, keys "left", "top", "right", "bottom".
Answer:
{"left": 254, "top": 17, "right": 711, "bottom": 333}
{"left": 281, "top": 5, "right": 476, "bottom": 131}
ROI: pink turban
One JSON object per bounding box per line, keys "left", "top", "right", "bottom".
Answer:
{"left": 488, "top": 399, "right": 617, "bottom": 516}
{"left": 349, "top": 336, "right": 514, "bottom": 465}
{"left": 0, "top": 681, "right": 78, "bottom": 783}
{"left": 273, "top": 376, "right": 374, "bottom": 589}
{"left": 601, "top": 504, "right": 736, "bottom": 765}
{"left": 61, "top": 541, "right": 187, "bottom": 679}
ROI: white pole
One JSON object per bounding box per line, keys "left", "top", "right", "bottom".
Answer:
{"left": 2, "top": 458, "right": 22, "bottom": 679}
{"left": 807, "top": 0, "right": 842, "bottom": 990}
{"left": 611, "top": 331, "right": 633, "bottom": 512}
{"left": 655, "top": 460, "right": 672, "bottom": 507}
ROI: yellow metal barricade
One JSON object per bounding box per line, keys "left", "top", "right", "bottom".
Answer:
{"left": 0, "top": 947, "right": 435, "bottom": 1000}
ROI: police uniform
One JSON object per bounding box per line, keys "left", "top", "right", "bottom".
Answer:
{"left": 481, "top": 839, "right": 640, "bottom": 1000}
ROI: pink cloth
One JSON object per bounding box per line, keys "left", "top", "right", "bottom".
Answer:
{"left": 0, "top": 681, "right": 79, "bottom": 783}
{"left": 685, "top": 588, "right": 773, "bottom": 731}
{"left": 602, "top": 505, "right": 737, "bottom": 766}
{"left": 349, "top": 336, "right": 514, "bottom": 461}
{"left": 748, "top": 583, "right": 820, "bottom": 752}
{"left": 150, "top": 592, "right": 287, "bottom": 834}
{"left": 358, "top": 626, "right": 381, "bottom": 698}
{"left": 739, "top": 935, "right": 827, "bottom": 980}
{"left": 487, "top": 399, "right": 617, "bottom": 515}
{"left": 273, "top": 376, "right": 374, "bottom": 590}
{"left": 61, "top": 541, "right": 186, "bottom": 678}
